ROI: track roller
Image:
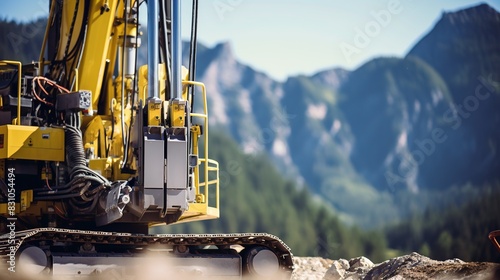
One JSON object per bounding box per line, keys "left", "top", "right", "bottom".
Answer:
{"left": 241, "top": 245, "right": 281, "bottom": 278}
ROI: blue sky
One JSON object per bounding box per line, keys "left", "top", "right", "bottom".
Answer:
{"left": 1, "top": 0, "right": 499, "bottom": 81}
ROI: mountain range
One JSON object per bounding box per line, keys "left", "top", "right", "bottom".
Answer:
{"left": 188, "top": 3, "right": 500, "bottom": 226}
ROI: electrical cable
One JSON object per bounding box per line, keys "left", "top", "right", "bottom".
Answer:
{"left": 189, "top": 0, "right": 199, "bottom": 102}
{"left": 121, "top": 0, "right": 142, "bottom": 170}
{"left": 120, "top": 0, "right": 129, "bottom": 153}
{"left": 160, "top": 0, "right": 172, "bottom": 99}
{"left": 62, "top": 0, "right": 80, "bottom": 88}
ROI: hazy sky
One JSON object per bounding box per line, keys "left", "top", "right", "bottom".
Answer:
{"left": 2, "top": 0, "right": 499, "bottom": 81}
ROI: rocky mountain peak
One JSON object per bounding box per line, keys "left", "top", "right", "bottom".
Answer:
{"left": 211, "top": 41, "right": 235, "bottom": 62}
{"left": 311, "top": 68, "right": 350, "bottom": 90}
{"left": 408, "top": 2, "right": 500, "bottom": 61}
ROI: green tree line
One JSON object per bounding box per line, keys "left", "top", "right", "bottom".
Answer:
{"left": 385, "top": 184, "right": 500, "bottom": 262}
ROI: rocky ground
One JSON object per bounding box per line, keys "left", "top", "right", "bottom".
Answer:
{"left": 292, "top": 253, "right": 500, "bottom": 280}
{"left": 2, "top": 252, "right": 498, "bottom": 279}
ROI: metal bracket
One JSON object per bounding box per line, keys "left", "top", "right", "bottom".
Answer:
{"left": 96, "top": 181, "right": 131, "bottom": 226}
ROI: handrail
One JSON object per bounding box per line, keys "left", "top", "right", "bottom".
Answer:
{"left": 182, "top": 80, "right": 219, "bottom": 209}
{"left": 0, "top": 60, "right": 22, "bottom": 125}
{"left": 199, "top": 159, "right": 219, "bottom": 209}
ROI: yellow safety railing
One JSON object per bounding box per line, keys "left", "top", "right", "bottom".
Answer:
{"left": 199, "top": 158, "right": 220, "bottom": 209}
{"left": 182, "top": 80, "right": 220, "bottom": 219}
{"left": 0, "top": 60, "right": 22, "bottom": 125}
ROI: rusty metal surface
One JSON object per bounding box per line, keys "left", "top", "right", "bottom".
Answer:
{"left": 488, "top": 230, "right": 500, "bottom": 253}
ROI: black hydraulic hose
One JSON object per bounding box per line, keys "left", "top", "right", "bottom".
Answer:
{"left": 35, "top": 192, "right": 82, "bottom": 200}
{"left": 158, "top": 0, "right": 165, "bottom": 64}
{"left": 160, "top": 0, "right": 172, "bottom": 100}
{"left": 35, "top": 181, "right": 85, "bottom": 195}
{"left": 65, "top": 125, "right": 86, "bottom": 173}
{"left": 120, "top": 0, "right": 129, "bottom": 153}
{"left": 187, "top": 0, "right": 199, "bottom": 156}
{"left": 109, "top": 101, "right": 115, "bottom": 156}
{"left": 70, "top": 23, "right": 88, "bottom": 91}
{"left": 49, "top": 1, "right": 62, "bottom": 63}
{"left": 62, "top": 0, "right": 80, "bottom": 87}
{"left": 64, "top": 125, "right": 110, "bottom": 184}
{"left": 68, "top": 194, "right": 99, "bottom": 213}
{"left": 121, "top": 0, "right": 141, "bottom": 170}
{"left": 189, "top": 0, "right": 199, "bottom": 100}
{"left": 71, "top": 168, "right": 108, "bottom": 184}
{"left": 66, "top": 0, "right": 89, "bottom": 59}
{"left": 36, "top": 127, "right": 107, "bottom": 212}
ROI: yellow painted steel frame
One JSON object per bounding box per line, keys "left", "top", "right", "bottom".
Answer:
{"left": 74, "top": 0, "right": 120, "bottom": 110}
{"left": 0, "top": 61, "right": 40, "bottom": 216}
{"left": 177, "top": 81, "right": 220, "bottom": 223}
{"left": 0, "top": 125, "right": 64, "bottom": 161}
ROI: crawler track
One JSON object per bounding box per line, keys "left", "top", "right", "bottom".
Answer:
{"left": 0, "top": 228, "right": 294, "bottom": 278}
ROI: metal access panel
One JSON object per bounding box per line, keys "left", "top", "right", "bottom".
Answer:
{"left": 143, "top": 127, "right": 165, "bottom": 190}
{"left": 144, "top": 138, "right": 165, "bottom": 189}
{"left": 0, "top": 125, "right": 64, "bottom": 161}
{"left": 166, "top": 134, "right": 187, "bottom": 190}
{"left": 143, "top": 127, "right": 166, "bottom": 210}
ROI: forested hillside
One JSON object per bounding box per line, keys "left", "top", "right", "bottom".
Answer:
{"left": 0, "top": 18, "right": 46, "bottom": 63}
{"left": 385, "top": 183, "right": 500, "bottom": 262}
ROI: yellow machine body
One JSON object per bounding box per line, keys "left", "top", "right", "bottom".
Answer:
{"left": 0, "top": 125, "right": 64, "bottom": 161}
{"left": 0, "top": 1, "right": 295, "bottom": 278}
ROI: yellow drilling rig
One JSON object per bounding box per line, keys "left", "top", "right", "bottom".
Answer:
{"left": 0, "top": 0, "right": 293, "bottom": 278}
